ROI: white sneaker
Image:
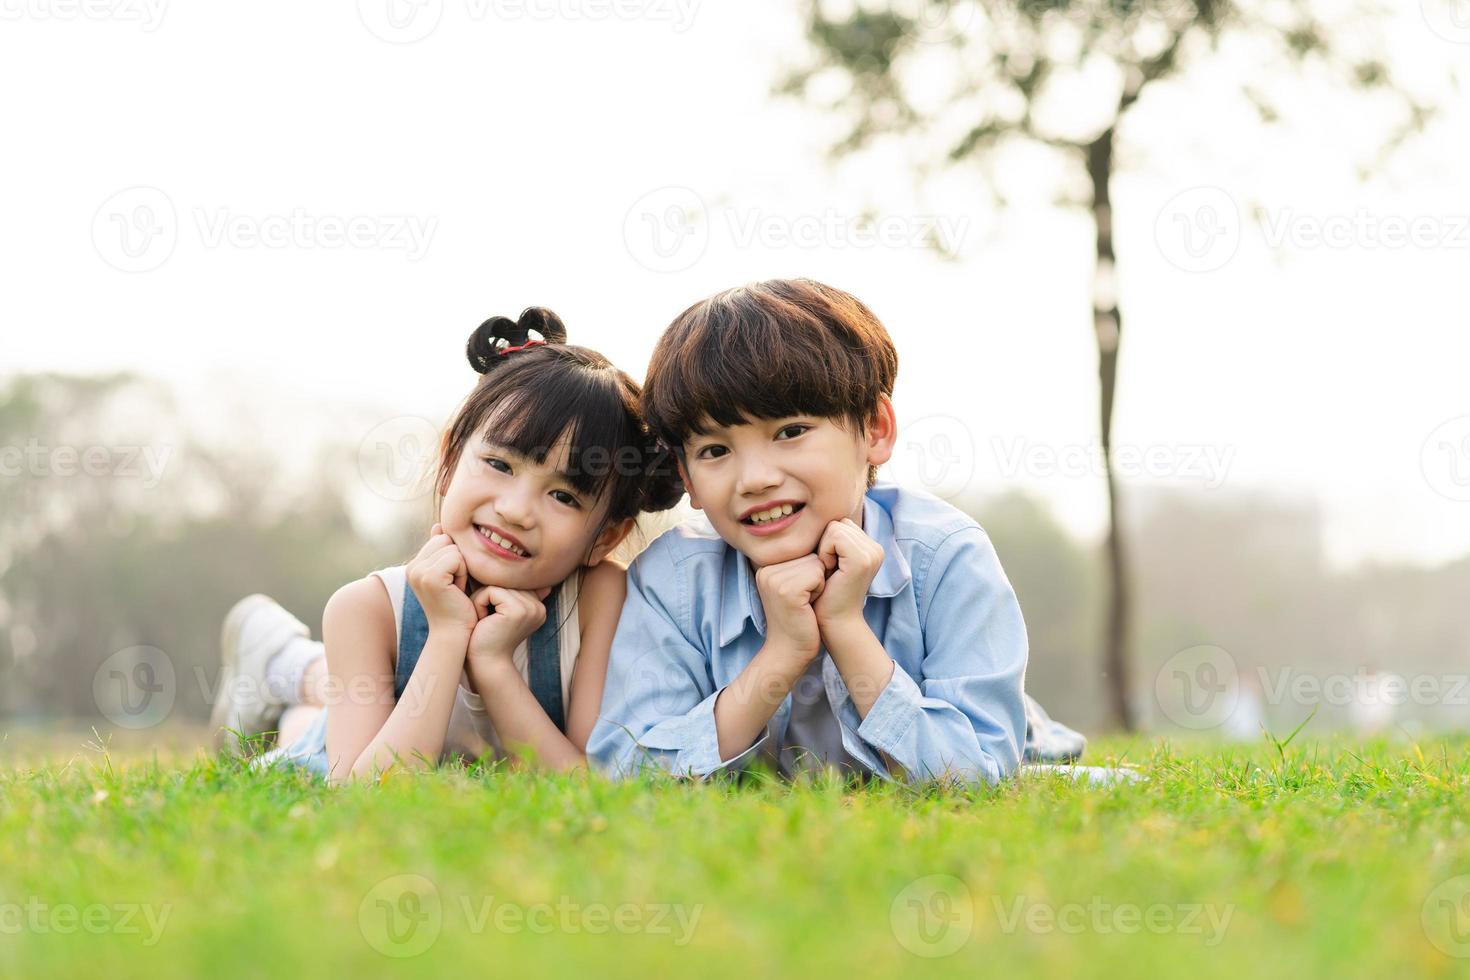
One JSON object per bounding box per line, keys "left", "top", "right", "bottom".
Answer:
{"left": 210, "top": 594, "right": 309, "bottom": 753}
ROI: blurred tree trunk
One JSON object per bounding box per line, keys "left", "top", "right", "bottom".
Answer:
{"left": 1088, "top": 122, "right": 1133, "bottom": 730}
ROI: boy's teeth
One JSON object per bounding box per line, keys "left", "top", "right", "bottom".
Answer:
{"left": 750, "top": 504, "right": 796, "bottom": 524}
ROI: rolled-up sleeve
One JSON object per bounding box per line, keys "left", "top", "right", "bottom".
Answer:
{"left": 587, "top": 543, "right": 765, "bottom": 779}
{"left": 834, "top": 527, "right": 1028, "bottom": 785}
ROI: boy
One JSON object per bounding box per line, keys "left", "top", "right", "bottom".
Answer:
{"left": 587, "top": 279, "right": 1041, "bottom": 785}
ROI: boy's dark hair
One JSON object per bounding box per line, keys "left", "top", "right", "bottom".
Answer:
{"left": 642, "top": 279, "right": 898, "bottom": 485}
{"left": 434, "top": 307, "right": 683, "bottom": 549}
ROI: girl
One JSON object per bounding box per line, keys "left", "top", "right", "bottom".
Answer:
{"left": 210, "top": 308, "right": 683, "bottom": 782}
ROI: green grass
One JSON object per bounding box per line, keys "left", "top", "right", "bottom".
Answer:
{"left": 3, "top": 732, "right": 1470, "bottom": 978}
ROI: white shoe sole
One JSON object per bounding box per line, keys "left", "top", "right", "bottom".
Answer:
{"left": 210, "top": 594, "right": 303, "bottom": 753}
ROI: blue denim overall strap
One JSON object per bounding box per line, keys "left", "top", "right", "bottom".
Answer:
{"left": 394, "top": 580, "right": 565, "bottom": 732}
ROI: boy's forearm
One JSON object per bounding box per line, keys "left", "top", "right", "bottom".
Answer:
{"left": 712, "top": 642, "right": 810, "bottom": 762}
{"left": 820, "top": 618, "right": 895, "bottom": 719}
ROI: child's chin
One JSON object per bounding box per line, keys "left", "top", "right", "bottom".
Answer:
{"left": 744, "top": 536, "right": 821, "bottom": 569}
{"left": 466, "top": 557, "right": 524, "bottom": 588}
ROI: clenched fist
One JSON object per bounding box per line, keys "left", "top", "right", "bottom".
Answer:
{"left": 466, "top": 584, "right": 554, "bottom": 667}
{"left": 754, "top": 553, "right": 828, "bottom": 664}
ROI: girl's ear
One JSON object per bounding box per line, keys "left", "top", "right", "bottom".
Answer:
{"left": 586, "top": 517, "right": 637, "bottom": 566}
{"left": 865, "top": 395, "right": 898, "bottom": 468}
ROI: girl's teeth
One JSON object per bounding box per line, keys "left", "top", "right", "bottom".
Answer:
{"left": 481, "top": 527, "right": 525, "bottom": 556}
{"left": 752, "top": 504, "right": 796, "bottom": 524}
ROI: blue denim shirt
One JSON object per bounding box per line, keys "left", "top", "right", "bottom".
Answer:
{"left": 587, "top": 485, "right": 1029, "bottom": 785}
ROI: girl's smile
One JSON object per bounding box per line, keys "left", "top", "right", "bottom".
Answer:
{"left": 473, "top": 523, "right": 531, "bottom": 560}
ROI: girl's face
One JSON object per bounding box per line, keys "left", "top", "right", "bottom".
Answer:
{"left": 438, "top": 428, "right": 626, "bottom": 590}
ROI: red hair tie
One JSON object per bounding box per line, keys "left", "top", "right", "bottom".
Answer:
{"left": 493, "top": 329, "right": 547, "bottom": 357}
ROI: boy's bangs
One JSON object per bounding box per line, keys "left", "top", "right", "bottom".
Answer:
{"left": 657, "top": 308, "right": 866, "bottom": 441}
{"left": 643, "top": 280, "right": 900, "bottom": 451}
{"left": 481, "top": 371, "right": 631, "bottom": 499}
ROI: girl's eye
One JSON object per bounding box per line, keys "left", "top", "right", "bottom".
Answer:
{"left": 551, "top": 490, "right": 581, "bottom": 508}
{"left": 775, "top": 424, "right": 810, "bottom": 441}
{"left": 482, "top": 457, "right": 511, "bottom": 473}
{"left": 695, "top": 445, "right": 728, "bottom": 460}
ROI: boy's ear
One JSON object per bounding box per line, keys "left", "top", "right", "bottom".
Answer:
{"left": 675, "top": 457, "right": 702, "bottom": 511}
{"left": 587, "top": 517, "right": 637, "bottom": 567}
{"left": 865, "top": 395, "right": 898, "bottom": 468}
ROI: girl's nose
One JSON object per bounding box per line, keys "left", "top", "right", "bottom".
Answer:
{"left": 495, "top": 486, "right": 536, "bottom": 529}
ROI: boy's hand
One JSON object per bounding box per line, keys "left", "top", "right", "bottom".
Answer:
{"left": 406, "top": 523, "right": 477, "bottom": 635}
{"left": 813, "top": 518, "right": 885, "bottom": 630}
{"left": 754, "top": 554, "right": 827, "bottom": 663}
{"left": 466, "top": 584, "right": 553, "bottom": 667}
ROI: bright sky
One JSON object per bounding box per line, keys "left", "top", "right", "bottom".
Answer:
{"left": 2, "top": 0, "right": 1468, "bottom": 569}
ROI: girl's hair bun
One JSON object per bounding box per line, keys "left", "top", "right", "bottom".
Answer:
{"left": 639, "top": 445, "right": 686, "bottom": 513}
{"left": 466, "top": 307, "right": 570, "bottom": 375}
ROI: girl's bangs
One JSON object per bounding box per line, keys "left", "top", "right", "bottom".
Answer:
{"left": 479, "top": 370, "right": 632, "bottom": 500}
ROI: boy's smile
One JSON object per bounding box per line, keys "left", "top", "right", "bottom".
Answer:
{"left": 738, "top": 499, "right": 806, "bottom": 535}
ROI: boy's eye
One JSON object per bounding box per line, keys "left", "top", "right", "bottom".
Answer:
{"left": 551, "top": 489, "right": 581, "bottom": 508}
{"left": 775, "top": 424, "right": 810, "bottom": 441}
{"left": 695, "top": 445, "right": 728, "bottom": 460}
{"left": 483, "top": 456, "right": 511, "bottom": 473}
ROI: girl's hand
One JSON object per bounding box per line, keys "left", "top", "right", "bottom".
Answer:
{"left": 406, "top": 523, "right": 477, "bottom": 635}
{"left": 467, "top": 584, "right": 554, "bottom": 667}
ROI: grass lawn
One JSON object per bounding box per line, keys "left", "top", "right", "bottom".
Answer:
{"left": 2, "top": 730, "right": 1469, "bottom": 978}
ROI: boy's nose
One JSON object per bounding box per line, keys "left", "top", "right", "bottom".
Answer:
{"left": 735, "top": 454, "right": 782, "bottom": 496}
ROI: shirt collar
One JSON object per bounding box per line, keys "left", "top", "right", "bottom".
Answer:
{"left": 719, "top": 492, "right": 912, "bottom": 646}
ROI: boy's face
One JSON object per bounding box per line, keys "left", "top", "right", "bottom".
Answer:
{"left": 677, "top": 398, "right": 897, "bottom": 569}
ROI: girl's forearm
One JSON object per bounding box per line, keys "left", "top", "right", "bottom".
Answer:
{"left": 346, "top": 630, "right": 469, "bottom": 780}
{"left": 467, "top": 658, "right": 587, "bottom": 771}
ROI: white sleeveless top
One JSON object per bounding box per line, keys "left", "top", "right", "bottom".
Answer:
{"left": 368, "top": 564, "right": 583, "bottom": 762}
